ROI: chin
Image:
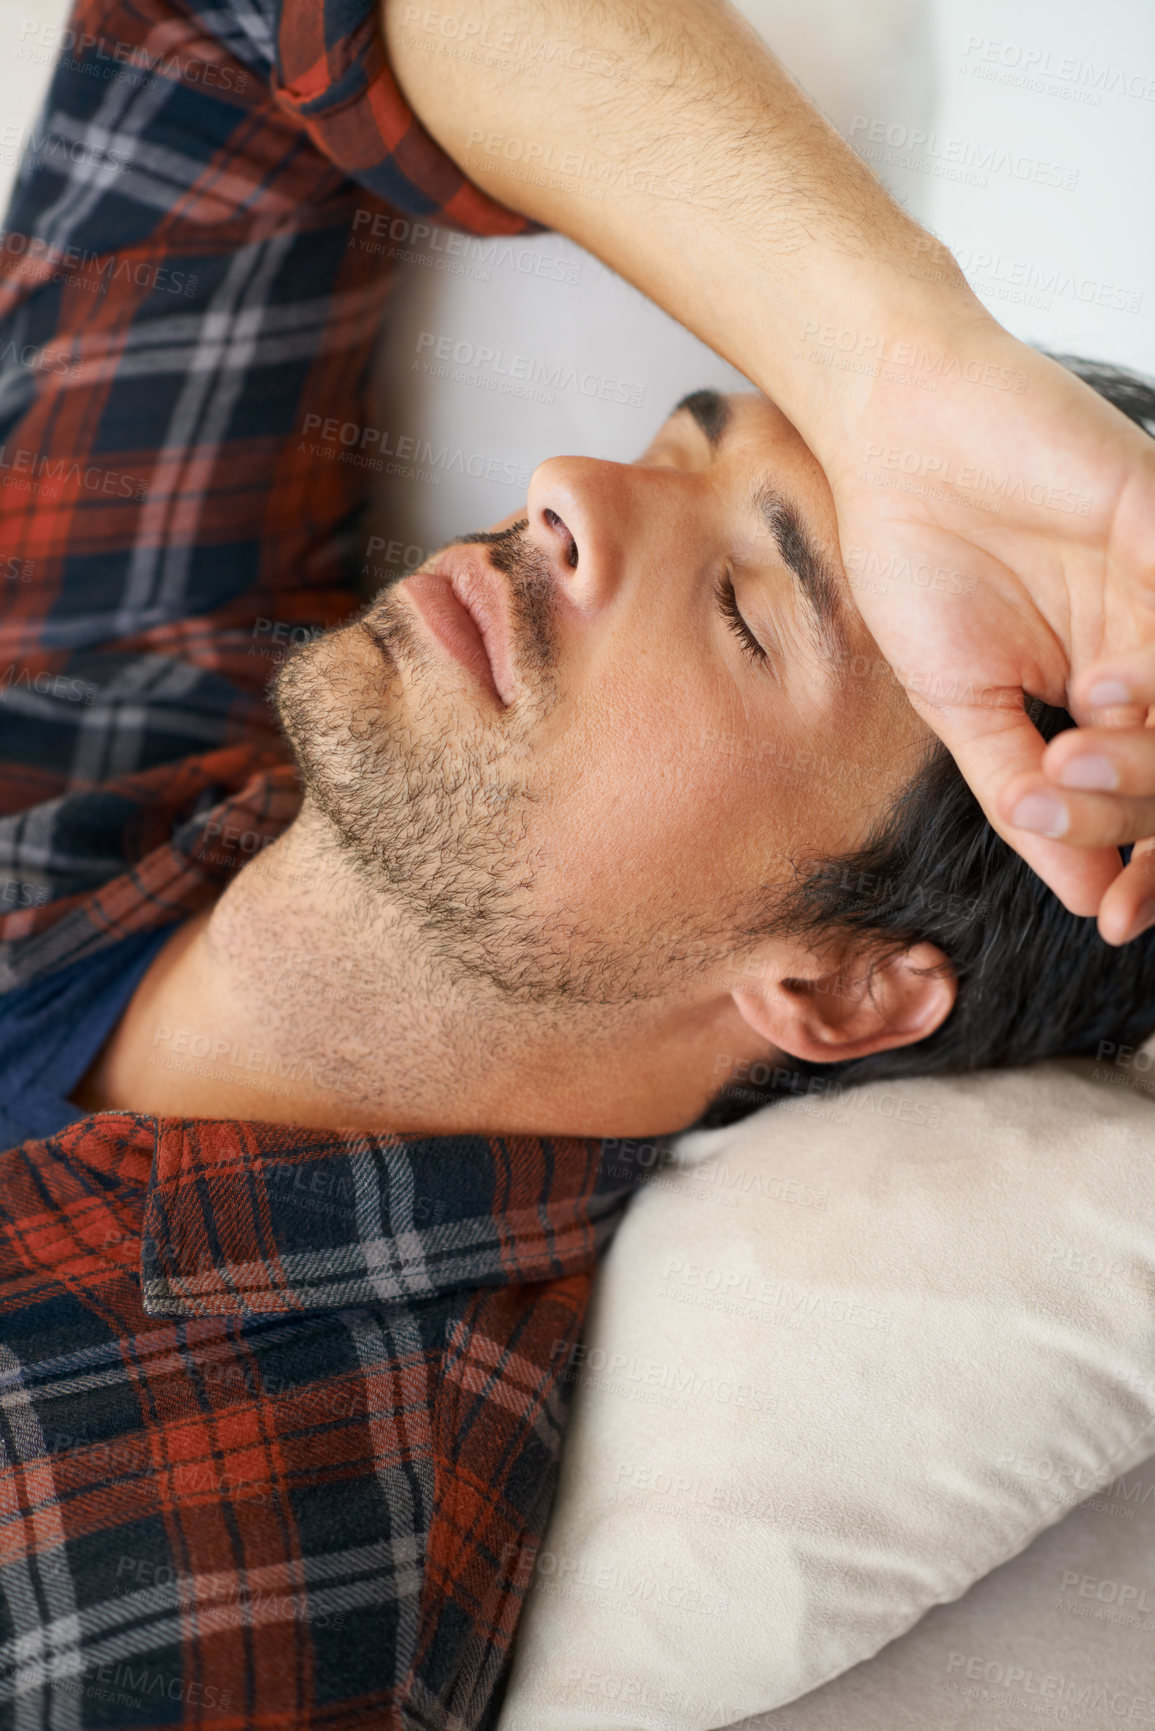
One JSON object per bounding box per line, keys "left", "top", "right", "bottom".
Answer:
{"left": 273, "top": 622, "right": 394, "bottom": 796}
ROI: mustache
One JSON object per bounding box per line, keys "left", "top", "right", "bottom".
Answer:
{"left": 456, "top": 520, "right": 529, "bottom": 550}
{"left": 452, "top": 519, "right": 556, "bottom": 675}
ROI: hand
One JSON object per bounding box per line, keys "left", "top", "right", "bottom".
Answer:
{"left": 815, "top": 309, "right": 1155, "bottom": 943}
{"left": 1033, "top": 646, "right": 1155, "bottom": 943}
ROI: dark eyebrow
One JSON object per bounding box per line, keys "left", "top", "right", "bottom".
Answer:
{"left": 751, "top": 482, "right": 848, "bottom": 672}
{"left": 672, "top": 388, "right": 731, "bottom": 449}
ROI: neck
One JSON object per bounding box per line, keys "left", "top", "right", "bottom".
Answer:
{"left": 84, "top": 809, "right": 668, "bottom": 1137}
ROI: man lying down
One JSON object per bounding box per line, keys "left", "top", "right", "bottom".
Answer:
{"left": 74, "top": 374, "right": 1155, "bottom": 1139}
{"left": 3, "top": 372, "right": 1154, "bottom": 1728}
{"left": 3, "top": 0, "right": 1155, "bottom": 1723}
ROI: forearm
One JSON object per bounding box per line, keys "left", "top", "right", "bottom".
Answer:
{"left": 382, "top": 0, "right": 987, "bottom": 458}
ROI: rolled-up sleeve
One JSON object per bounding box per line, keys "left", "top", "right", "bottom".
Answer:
{"left": 271, "top": 0, "right": 534, "bottom": 228}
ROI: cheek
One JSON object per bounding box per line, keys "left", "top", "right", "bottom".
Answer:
{"left": 530, "top": 666, "right": 781, "bottom": 916}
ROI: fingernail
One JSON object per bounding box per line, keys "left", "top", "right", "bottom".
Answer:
{"left": 1057, "top": 754, "right": 1118, "bottom": 791}
{"left": 1087, "top": 677, "right": 1132, "bottom": 707}
{"left": 1010, "top": 791, "right": 1069, "bottom": 837}
{"left": 1124, "top": 900, "right": 1155, "bottom": 943}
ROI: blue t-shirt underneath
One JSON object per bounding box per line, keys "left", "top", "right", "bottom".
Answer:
{"left": 0, "top": 928, "right": 175, "bottom": 1146}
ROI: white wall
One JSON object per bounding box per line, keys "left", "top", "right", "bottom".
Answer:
{"left": 1, "top": 0, "right": 73, "bottom": 205}
{"left": 925, "top": 0, "right": 1155, "bottom": 369}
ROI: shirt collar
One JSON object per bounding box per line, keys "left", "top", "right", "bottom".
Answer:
{"left": 140, "top": 1115, "right": 654, "bottom": 1317}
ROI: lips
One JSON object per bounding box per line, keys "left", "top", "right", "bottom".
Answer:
{"left": 400, "top": 556, "right": 516, "bottom": 706}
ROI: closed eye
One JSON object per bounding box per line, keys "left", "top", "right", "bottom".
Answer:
{"left": 714, "top": 569, "right": 768, "bottom": 664}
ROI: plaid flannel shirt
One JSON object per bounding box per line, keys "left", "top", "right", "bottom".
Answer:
{"left": 0, "top": 0, "right": 651, "bottom": 1723}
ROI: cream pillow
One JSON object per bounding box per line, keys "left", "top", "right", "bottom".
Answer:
{"left": 497, "top": 1057, "right": 1155, "bottom": 1731}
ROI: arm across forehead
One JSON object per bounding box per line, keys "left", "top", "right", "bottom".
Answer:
{"left": 383, "top": 0, "right": 1155, "bottom": 940}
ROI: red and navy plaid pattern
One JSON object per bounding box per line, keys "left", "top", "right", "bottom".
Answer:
{"left": 0, "top": 0, "right": 535, "bottom": 965}
{"left": 0, "top": 1, "right": 644, "bottom": 1725}
{"left": 0, "top": 1111, "right": 641, "bottom": 1727}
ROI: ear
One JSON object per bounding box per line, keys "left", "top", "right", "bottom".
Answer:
{"left": 730, "top": 942, "right": 956, "bottom": 1065}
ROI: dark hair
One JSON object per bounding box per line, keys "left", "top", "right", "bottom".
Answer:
{"left": 699, "top": 356, "right": 1155, "bottom": 1129}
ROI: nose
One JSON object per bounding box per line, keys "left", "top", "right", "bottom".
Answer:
{"left": 526, "top": 456, "right": 638, "bottom": 613}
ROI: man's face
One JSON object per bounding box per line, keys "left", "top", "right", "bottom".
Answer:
{"left": 276, "top": 390, "right": 934, "bottom": 1128}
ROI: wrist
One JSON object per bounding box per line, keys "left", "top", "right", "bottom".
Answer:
{"left": 747, "top": 242, "right": 995, "bottom": 472}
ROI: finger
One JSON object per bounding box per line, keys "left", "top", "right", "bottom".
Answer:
{"left": 913, "top": 697, "right": 1120, "bottom": 916}
{"left": 1097, "top": 836, "right": 1155, "bottom": 946}
{"left": 1000, "top": 779, "right": 1155, "bottom": 850}
{"left": 1070, "top": 644, "right": 1155, "bottom": 722}
{"left": 1041, "top": 722, "right": 1155, "bottom": 799}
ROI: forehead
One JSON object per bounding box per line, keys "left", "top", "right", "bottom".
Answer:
{"left": 654, "top": 390, "right": 842, "bottom": 559}
{"left": 661, "top": 388, "right": 792, "bottom": 446}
